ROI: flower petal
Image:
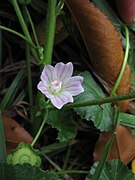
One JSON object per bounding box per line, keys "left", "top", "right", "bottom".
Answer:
{"left": 50, "top": 91, "right": 73, "bottom": 109}
{"left": 37, "top": 81, "right": 53, "bottom": 98}
{"left": 65, "top": 85, "right": 84, "bottom": 96}
{"left": 41, "top": 64, "right": 54, "bottom": 85}
{"left": 53, "top": 62, "right": 73, "bottom": 81}
{"left": 63, "top": 76, "right": 84, "bottom": 96}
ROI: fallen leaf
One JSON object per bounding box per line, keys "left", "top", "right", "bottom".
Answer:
{"left": 2, "top": 114, "right": 33, "bottom": 154}
{"left": 94, "top": 125, "right": 135, "bottom": 164}
{"left": 65, "top": 0, "right": 131, "bottom": 111}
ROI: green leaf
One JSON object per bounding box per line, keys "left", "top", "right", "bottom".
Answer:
{"left": 74, "top": 72, "right": 114, "bottom": 132}
{"left": 47, "top": 109, "right": 77, "bottom": 141}
{"left": 128, "top": 24, "right": 135, "bottom": 32}
{"left": 119, "top": 112, "right": 135, "bottom": 137}
{"left": 1, "top": 69, "right": 26, "bottom": 110}
{"left": 40, "top": 141, "right": 72, "bottom": 155}
{"left": 0, "top": 163, "right": 60, "bottom": 180}
{"left": 86, "top": 160, "right": 135, "bottom": 180}
{"left": 128, "top": 46, "right": 135, "bottom": 88}
{"left": 119, "top": 112, "right": 135, "bottom": 128}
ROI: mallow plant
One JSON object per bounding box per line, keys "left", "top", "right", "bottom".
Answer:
{"left": 0, "top": 0, "right": 135, "bottom": 179}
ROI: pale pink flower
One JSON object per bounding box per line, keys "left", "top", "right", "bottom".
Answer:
{"left": 37, "top": 62, "right": 84, "bottom": 109}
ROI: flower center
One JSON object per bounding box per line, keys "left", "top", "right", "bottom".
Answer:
{"left": 50, "top": 80, "right": 62, "bottom": 94}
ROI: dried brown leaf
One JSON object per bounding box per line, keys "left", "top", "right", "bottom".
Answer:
{"left": 94, "top": 125, "right": 135, "bottom": 164}
{"left": 2, "top": 114, "right": 33, "bottom": 154}
{"left": 65, "top": 0, "right": 131, "bottom": 111}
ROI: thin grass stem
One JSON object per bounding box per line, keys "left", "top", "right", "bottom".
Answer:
{"left": 110, "top": 26, "right": 129, "bottom": 96}
{"left": 24, "top": 6, "right": 40, "bottom": 47}
{"left": 0, "top": 25, "right": 36, "bottom": 48}
{"left": 11, "top": 0, "right": 39, "bottom": 61}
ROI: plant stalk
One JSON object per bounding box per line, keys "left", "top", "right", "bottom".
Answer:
{"left": 43, "top": 0, "right": 57, "bottom": 65}
{"left": 31, "top": 108, "right": 49, "bottom": 146}
{"left": 0, "top": 25, "right": 36, "bottom": 48}
{"left": 48, "top": 91, "right": 135, "bottom": 110}
{"left": 24, "top": 6, "right": 40, "bottom": 47}
{"left": 11, "top": 0, "right": 39, "bottom": 61}
{"left": 91, "top": 107, "right": 120, "bottom": 180}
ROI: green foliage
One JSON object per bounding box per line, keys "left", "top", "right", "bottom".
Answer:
{"left": 1, "top": 0, "right": 135, "bottom": 179}
{"left": 128, "top": 46, "right": 135, "bottom": 87}
{"left": 74, "top": 72, "right": 114, "bottom": 132}
{"left": 1, "top": 69, "right": 26, "bottom": 110}
{"left": 40, "top": 141, "right": 71, "bottom": 155}
{"left": 119, "top": 112, "right": 135, "bottom": 128}
{"left": 86, "top": 160, "right": 135, "bottom": 180}
{"left": 119, "top": 112, "right": 135, "bottom": 137}
{"left": 47, "top": 109, "right": 77, "bottom": 141}
{"left": 0, "top": 163, "right": 60, "bottom": 180}
{"left": 128, "top": 24, "right": 135, "bottom": 32}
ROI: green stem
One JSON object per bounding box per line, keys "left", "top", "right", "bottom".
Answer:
{"left": 110, "top": 26, "right": 129, "bottom": 96}
{"left": 11, "top": 0, "right": 39, "bottom": 61}
{"left": 91, "top": 107, "right": 120, "bottom": 180}
{"left": 24, "top": 6, "right": 40, "bottom": 47}
{"left": 26, "top": 44, "right": 34, "bottom": 123}
{"left": 48, "top": 91, "right": 135, "bottom": 111}
{"left": 91, "top": 133, "right": 115, "bottom": 180}
{"left": 23, "top": 6, "right": 34, "bottom": 123}
{"left": 39, "top": 140, "right": 77, "bottom": 155}
{"left": 0, "top": 25, "right": 36, "bottom": 48}
{"left": 55, "top": 170, "right": 89, "bottom": 175}
{"left": 31, "top": 108, "right": 49, "bottom": 146}
{"left": 62, "top": 145, "right": 72, "bottom": 170}
{"left": 0, "top": 110, "right": 7, "bottom": 162}
{"left": 43, "top": 0, "right": 57, "bottom": 65}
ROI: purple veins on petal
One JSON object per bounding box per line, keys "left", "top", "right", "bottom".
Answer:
{"left": 54, "top": 62, "right": 73, "bottom": 81}
{"left": 37, "top": 81, "right": 53, "bottom": 98}
{"left": 37, "top": 62, "right": 84, "bottom": 109}
{"left": 65, "top": 85, "right": 84, "bottom": 96}
{"left": 64, "top": 76, "right": 84, "bottom": 96}
{"left": 37, "top": 81, "right": 47, "bottom": 94}
{"left": 41, "top": 64, "right": 54, "bottom": 84}
{"left": 64, "top": 76, "right": 84, "bottom": 86}
{"left": 51, "top": 92, "right": 73, "bottom": 109}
